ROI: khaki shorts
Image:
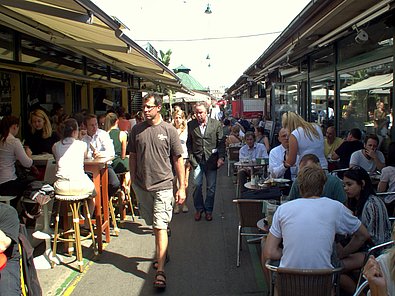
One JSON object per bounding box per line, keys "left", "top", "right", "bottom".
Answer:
{"left": 132, "top": 183, "right": 173, "bottom": 230}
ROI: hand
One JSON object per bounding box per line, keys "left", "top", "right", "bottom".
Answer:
{"left": 93, "top": 150, "right": 102, "bottom": 158}
{"left": 217, "top": 158, "right": 225, "bottom": 168}
{"left": 365, "top": 148, "right": 377, "bottom": 160}
{"left": 30, "top": 165, "right": 40, "bottom": 177}
{"left": 25, "top": 146, "right": 32, "bottom": 158}
{"left": 175, "top": 187, "right": 186, "bottom": 205}
{"left": 363, "top": 256, "right": 387, "bottom": 294}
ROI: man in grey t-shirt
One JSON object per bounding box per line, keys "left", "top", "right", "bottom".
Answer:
{"left": 128, "top": 92, "right": 185, "bottom": 289}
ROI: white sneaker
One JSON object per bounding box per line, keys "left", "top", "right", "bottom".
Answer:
{"left": 182, "top": 204, "right": 189, "bottom": 213}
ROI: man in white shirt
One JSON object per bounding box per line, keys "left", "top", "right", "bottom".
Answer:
{"left": 263, "top": 165, "right": 369, "bottom": 270}
{"left": 349, "top": 134, "right": 385, "bottom": 174}
{"left": 268, "top": 128, "right": 297, "bottom": 180}
{"left": 237, "top": 132, "right": 268, "bottom": 197}
{"left": 82, "top": 114, "right": 120, "bottom": 197}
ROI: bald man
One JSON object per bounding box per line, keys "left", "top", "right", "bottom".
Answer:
{"left": 324, "top": 126, "right": 343, "bottom": 159}
{"left": 268, "top": 128, "right": 297, "bottom": 180}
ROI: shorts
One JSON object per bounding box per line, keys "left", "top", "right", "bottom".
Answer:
{"left": 132, "top": 183, "right": 173, "bottom": 230}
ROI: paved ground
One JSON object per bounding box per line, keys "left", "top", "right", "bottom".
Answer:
{"left": 35, "top": 165, "right": 267, "bottom": 296}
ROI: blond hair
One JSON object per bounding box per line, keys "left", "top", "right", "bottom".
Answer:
{"left": 298, "top": 164, "right": 327, "bottom": 198}
{"left": 172, "top": 110, "right": 187, "bottom": 133}
{"left": 104, "top": 112, "right": 118, "bottom": 132}
{"left": 29, "top": 109, "right": 52, "bottom": 139}
{"left": 282, "top": 111, "right": 319, "bottom": 141}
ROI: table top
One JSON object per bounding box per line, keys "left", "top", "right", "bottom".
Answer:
{"left": 84, "top": 156, "right": 114, "bottom": 165}
{"left": 234, "top": 161, "right": 267, "bottom": 167}
{"left": 244, "top": 180, "right": 290, "bottom": 190}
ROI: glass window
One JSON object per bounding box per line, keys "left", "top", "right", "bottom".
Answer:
{"left": 311, "top": 75, "right": 335, "bottom": 130}
{"left": 272, "top": 83, "right": 299, "bottom": 129}
{"left": 0, "top": 26, "right": 14, "bottom": 61}
{"left": 0, "top": 71, "right": 12, "bottom": 115}
{"left": 339, "top": 61, "right": 393, "bottom": 137}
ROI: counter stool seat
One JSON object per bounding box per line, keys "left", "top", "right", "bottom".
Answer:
{"left": 51, "top": 193, "right": 97, "bottom": 272}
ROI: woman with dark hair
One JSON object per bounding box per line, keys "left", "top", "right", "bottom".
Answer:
{"left": 254, "top": 126, "right": 270, "bottom": 152}
{"left": 0, "top": 116, "right": 35, "bottom": 206}
{"left": 343, "top": 166, "right": 391, "bottom": 245}
{"left": 378, "top": 142, "right": 395, "bottom": 216}
{"left": 339, "top": 166, "right": 391, "bottom": 294}
{"left": 104, "top": 112, "right": 129, "bottom": 174}
{"left": 52, "top": 118, "right": 95, "bottom": 227}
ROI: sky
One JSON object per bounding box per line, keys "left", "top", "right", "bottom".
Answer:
{"left": 92, "top": 0, "right": 311, "bottom": 90}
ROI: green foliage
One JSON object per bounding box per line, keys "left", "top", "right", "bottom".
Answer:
{"left": 159, "top": 49, "right": 172, "bottom": 66}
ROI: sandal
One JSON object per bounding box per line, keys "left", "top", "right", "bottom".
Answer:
{"left": 153, "top": 271, "right": 166, "bottom": 289}
{"left": 153, "top": 253, "right": 170, "bottom": 270}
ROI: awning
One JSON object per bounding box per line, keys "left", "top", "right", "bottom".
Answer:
{"left": 340, "top": 73, "right": 393, "bottom": 92}
{"left": 0, "top": 0, "right": 187, "bottom": 92}
{"left": 163, "top": 91, "right": 211, "bottom": 104}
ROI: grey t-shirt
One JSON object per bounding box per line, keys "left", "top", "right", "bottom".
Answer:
{"left": 128, "top": 121, "right": 183, "bottom": 191}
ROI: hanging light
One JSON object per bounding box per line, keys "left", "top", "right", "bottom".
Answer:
{"left": 206, "top": 54, "right": 210, "bottom": 60}
{"left": 205, "top": 3, "right": 212, "bottom": 14}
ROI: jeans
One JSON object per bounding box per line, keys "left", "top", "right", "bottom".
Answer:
{"left": 192, "top": 161, "right": 217, "bottom": 213}
{"left": 107, "top": 165, "right": 121, "bottom": 197}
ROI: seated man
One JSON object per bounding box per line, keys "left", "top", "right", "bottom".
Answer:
{"left": 331, "top": 128, "right": 363, "bottom": 169}
{"left": 263, "top": 164, "right": 369, "bottom": 269}
{"left": 324, "top": 126, "right": 343, "bottom": 159}
{"left": 268, "top": 128, "right": 297, "bottom": 181}
{"left": 287, "top": 154, "right": 346, "bottom": 204}
{"left": 237, "top": 131, "right": 268, "bottom": 197}
{"left": 81, "top": 114, "right": 120, "bottom": 197}
{"left": 349, "top": 133, "right": 385, "bottom": 174}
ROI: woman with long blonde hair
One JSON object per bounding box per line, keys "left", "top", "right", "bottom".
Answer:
{"left": 25, "top": 109, "right": 59, "bottom": 155}
{"left": 282, "top": 111, "right": 327, "bottom": 169}
{"left": 172, "top": 109, "right": 190, "bottom": 214}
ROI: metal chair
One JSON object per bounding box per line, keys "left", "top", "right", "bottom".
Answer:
{"left": 265, "top": 260, "right": 343, "bottom": 296}
{"left": 227, "top": 145, "right": 241, "bottom": 176}
{"left": 355, "top": 240, "right": 394, "bottom": 288}
{"left": 232, "top": 199, "right": 265, "bottom": 267}
{"left": 353, "top": 280, "right": 369, "bottom": 296}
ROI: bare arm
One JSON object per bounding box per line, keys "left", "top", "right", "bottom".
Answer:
{"left": 120, "top": 131, "right": 128, "bottom": 159}
{"left": 0, "top": 229, "right": 11, "bottom": 252}
{"left": 285, "top": 134, "right": 298, "bottom": 166}
{"left": 173, "top": 155, "right": 186, "bottom": 204}
{"left": 363, "top": 255, "right": 388, "bottom": 296}
{"left": 263, "top": 233, "right": 283, "bottom": 261}
{"left": 377, "top": 181, "right": 388, "bottom": 193}
{"left": 338, "top": 224, "right": 370, "bottom": 258}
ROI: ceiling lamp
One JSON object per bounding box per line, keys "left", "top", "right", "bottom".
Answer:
{"left": 205, "top": 3, "right": 212, "bottom": 14}
{"left": 206, "top": 54, "right": 210, "bottom": 60}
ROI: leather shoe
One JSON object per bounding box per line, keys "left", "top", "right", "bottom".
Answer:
{"left": 194, "top": 211, "right": 202, "bottom": 221}
{"left": 205, "top": 212, "right": 213, "bottom": 221}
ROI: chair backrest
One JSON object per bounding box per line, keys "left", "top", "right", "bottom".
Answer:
{"left": 233, "top": 199, "right": 264, "bottom": 228}
{"left": 276, "top": 268, "right": 341, "bottom": 296}
{"left": 266, "top": 261, "right": 342, "bottom": 296}
{"left": 227, "top": 146, "right": 241, "bottom": 161}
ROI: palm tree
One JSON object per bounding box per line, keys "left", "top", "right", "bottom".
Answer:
{"left": 159, "top": 49, "right": 172, "bottom": 66}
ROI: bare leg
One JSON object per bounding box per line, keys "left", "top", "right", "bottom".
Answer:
{"left": 154, "top": 228, "right": 168, "bottom": 272}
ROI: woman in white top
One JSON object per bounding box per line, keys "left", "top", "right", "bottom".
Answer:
{"left": 282, "top": 111, "right": 328, "bottom": 170}
{"left": 172, "top": 110, "right": 190, "bottom": 214}
{"left": 52, "top": 118, "right": 95, "bottom": 227}
{"left": 0, "top": 116, "right": 34, "bottom": 206}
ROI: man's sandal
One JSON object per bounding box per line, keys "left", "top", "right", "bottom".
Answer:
{"left": 153, "top": 271, "right": 166, "bottom": 289}
{"left": 152, "top": 253, "right": 170, "bottom": 269}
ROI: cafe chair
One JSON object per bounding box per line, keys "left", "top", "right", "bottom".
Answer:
{"left": 51, "top": 194, "right": 97, "bottom": 272}
{"left": 227, "top": 145, "right": 241, "bottom": 176}
{"left": 233, "top": 199, "right": 265, "bottom": 267}
{"left": 265, "top": 260, "right": 343, "bottom": 296}
{"left": 355, "top": 240, "right": 394, "bottom": 288}
{"left": 353, "top": 280, "right": 369, "bottom": 296}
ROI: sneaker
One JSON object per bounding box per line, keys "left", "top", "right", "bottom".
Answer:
{"left": 173, "top": 205, "right": 180, "bottom": 214}
{"left": 182, "top": 204, "right": 189, "bottom": 213}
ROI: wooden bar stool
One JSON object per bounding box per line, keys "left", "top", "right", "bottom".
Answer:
{"left": 51, "top": 194, "right": 97, "bottom": 272}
